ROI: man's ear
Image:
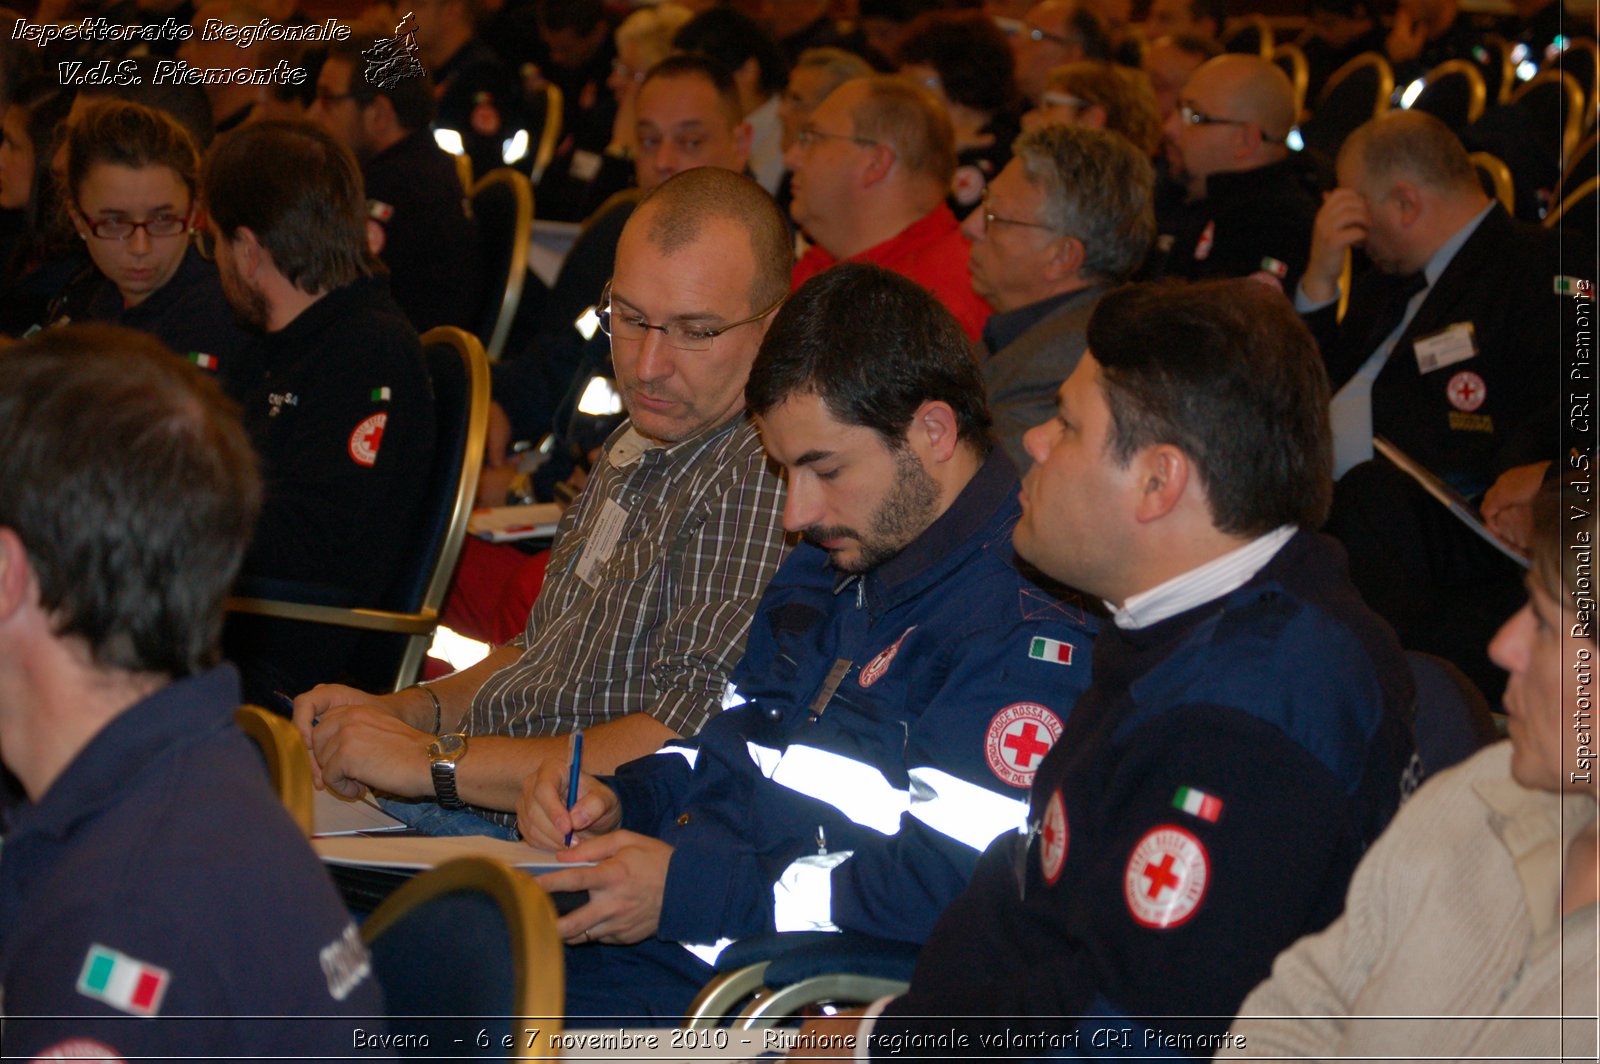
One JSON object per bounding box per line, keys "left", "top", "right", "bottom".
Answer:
{"left": 364, "top": 93, "right": 398, "bottom": 139}
{"left": 860, "top": 141, "right": 896, "bottom": 187}
{"left": 907, "top": 399, "right": 961, "bottom": 464}
{"left": 1042, "top": 234, "right": 1086, "bottom": 285}
{"left": 0, "top": 528, "right": 37, "bottom": 622}
{"left": 1390, "top": 180, "right": 1424, "bottom": 226}
{"left": 1131, "top": 443, "right": 1190, "bottom": 523}
{"left": 231, "top": 226, "right": 266, "bottom": 279}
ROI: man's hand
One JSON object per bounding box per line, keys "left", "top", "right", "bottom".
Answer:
{"left": 1481, "top": 460, "right": 1550, "bottom": 553}
{"left": 477, "top": 402, "right": 516, "bottom": 507}
{"left": 787, "top": 1010, "right": 869, "bottom": 1059}
{"left": 1385, "top": 10, "right": 1425, "bottom": 63}
{"left": 536, "top": 831, "right": 672, "bottom": 945}
{"left": 517, "top": 758, "right": 622, "bottom": 847}
{"left": 309, "top": 703, "right": 434, "bottom": 800}
{"left": 1303, "top": 189, "right": 1370, "bottom": 306}
{"left": 292, "top": 683, "right": 398, "bottom": 789}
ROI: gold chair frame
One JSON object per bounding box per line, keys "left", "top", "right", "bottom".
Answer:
{"left": 1468, "top": 151, "right": 1515, "bottom": 212}
{"left": 470, "top": 168, "right": 534, "bottom": 361}
{"left": 1413, "top": 59, "right": 1487, "bottom": 126}
{"left": 234, "top": 704, "right": 314, "bottom": 836}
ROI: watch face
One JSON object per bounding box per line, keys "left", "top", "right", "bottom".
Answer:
{"left": 430, "top": 733, "right": 467, "bottom": 760}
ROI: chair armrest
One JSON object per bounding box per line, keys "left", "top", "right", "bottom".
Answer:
{"left": 225, "top": 597, "right": 438, "bottom": 635}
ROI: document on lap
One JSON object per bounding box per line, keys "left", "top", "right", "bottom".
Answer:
{"left": 311, "top": 787, "right": 408, "bottom": 836}
{"left": 468, "top": 502, "right": 564, "bottom": 542}
{"left": 313, "top": 833, "right": 594, "bottom": 873}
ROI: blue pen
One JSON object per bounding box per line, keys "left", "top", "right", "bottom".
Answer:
{"left": 564, "top": 728, "right": 584, "bottom": 847}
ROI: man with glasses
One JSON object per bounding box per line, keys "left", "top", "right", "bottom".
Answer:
{"left": 517, "top": 263, "right": 1096, "bottom": 1021}
{"left": 1147, "top": 54, "right": 1320, "bottom": 294}
{"left": 788, "top": 76, "right": 994, "bottom": 342}
{"left": 294, "top": 167, "right": 790, "bottom": 836}
{"left": 961, "top": 125, "right": 1155, "bottom": 468}
{"left": 201, "top": 120, "right": 437, "bottom": 708}
{"left": 1007, "top": 0, "right": 1112, "bottom": 102}
{"left": 310, "top": 34, "right": 480, "bottom": 334}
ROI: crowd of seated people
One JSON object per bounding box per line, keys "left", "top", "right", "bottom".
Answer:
{"left": 0, "top": 0, "right": 1595, "bottom": 1055}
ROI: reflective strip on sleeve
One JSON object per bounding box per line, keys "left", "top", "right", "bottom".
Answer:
{"left": 681, "top": 937, "right": 735, "bottom": 966}
{"left": 907, "top": 767, "right": 1031, "bottom": 851}
{"left": 654, "top": 745, "right": 699, "bottom": 769}
{"left": 750, "top": 743, "right": 910, "bottom": 835}
{"left": 773, "top": 850, "right": 854, "bottom": 932}
{"left": 721, "top": 681, "right": 747, "bottom": 710}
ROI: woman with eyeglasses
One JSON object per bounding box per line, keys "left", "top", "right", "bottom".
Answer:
{"left": 51, "top": 98, "right": 257, "bottom": 400}
{"left": 1222, "top": 481, "right": 1597, "bottom": 1060}
{"left": 1022, "top": 61, "right": 1163, "bottom": 158}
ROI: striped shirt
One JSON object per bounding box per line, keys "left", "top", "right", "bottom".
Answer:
{"left": 466, "top": 416, "right": 787, "bottom": 810}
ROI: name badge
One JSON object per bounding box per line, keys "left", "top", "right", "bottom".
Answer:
{"left": 570, "top": 150, "right": 602, "bottom": 182}
{"left": 1413, "top": 321, "right": 1477, "bottom": 374}
{"left": 574, "top": 498, "right": 629, "bottom": 587}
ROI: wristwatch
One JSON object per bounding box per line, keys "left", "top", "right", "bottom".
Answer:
{"left": 428, "top": 733, "right": 469, "bottom": 809}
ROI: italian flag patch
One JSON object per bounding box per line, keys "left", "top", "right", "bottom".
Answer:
{"left": 1029, "top": 637, "right": 1074, "bottom": 665}
{"left": 188, "top": 352, "right": 217, "bottom": 371}
{"left": 1172, "top": 786, "right": 1223, "bottom": 823}
{"left": 371, "top": 386, "right": 391, "bottom": 401}
{"left": 76, "top": 944, "right": 170, "bottom": 1016}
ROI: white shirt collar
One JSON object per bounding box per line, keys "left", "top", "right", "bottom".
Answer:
{"left": 1109, "top": 525, "right": 1297, "bottom": 630}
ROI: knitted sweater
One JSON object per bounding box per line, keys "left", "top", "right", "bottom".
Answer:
{"left": 1224, "top": 742, "right": 1598, "bottom": 1062}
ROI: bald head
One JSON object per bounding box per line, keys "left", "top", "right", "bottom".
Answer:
{"left": 1339, "top": 110, "right": 1481, "bottom": 197}
{"left": 633, "top": 167, "right": 792, "bottom": 308}
{"left": 1189, "top": 54, "right": 1296, "bottom": 140}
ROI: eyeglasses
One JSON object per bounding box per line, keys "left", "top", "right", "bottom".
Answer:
{"left": 1020, "top": 23, "right": 1074, "bottom": 46}
{"left": 975, "top": 187, "right": 1058, "bottom": 234}
{"left": 76, "top": 207, "right": 193, "bottom": 241}
{"left": 597, "top": 281, "right": 787, "bottom": 351}
{"left": 1176, "top": 103, "right": 1283, "bottom": 143}
{"left": 794, "top": 124, "right": 878, "bottom": 150}
{"left": 1039, "top": 91, "right": 1091, "bottom": 113}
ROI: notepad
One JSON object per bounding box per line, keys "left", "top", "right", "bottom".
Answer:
{"left": 467, "top": 502, "right": 564, "bottom": 542}
{"left": 313, "top": 833, "right": 590, "bottom": 873}
{"left": 311, "top": 788, "right": 408, "bottom": 836}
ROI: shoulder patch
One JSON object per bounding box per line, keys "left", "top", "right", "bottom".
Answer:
{"left": 985, "top": 703, "right": 1063, "bottom": 788}
{"left": 348, "top": 412, "right": 388, "bottom": 467}
{"left": 1124, "top": 825, "right": 1209, "bottom": 929}
{"left": 32, "top": 1039, "right": 125, "bottom": 1061}
{"left": 1039, "top": 789, "right": 1069, "bottom": 884}
{"left": 859, "top": 626, "right": 917, "bottom": 688}
{"left": 76, "top": 944, "right": 169, "bottom": 1016}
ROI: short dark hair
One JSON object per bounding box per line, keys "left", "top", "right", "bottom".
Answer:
{"left": 0, "top": 325, "right": 261, "bottom": 677}
{"left": 537, "top": 0, "right": 607, "bottom": 35}
{"left": 328, "top": 34, "right": 437, "bottom": 131}
{"left": 1193, "top": 0, "right": 1228, "bottom": 31}
{"left": 77, "top": 56, "right": 215, "bottom": 147}
{"left": 747, "top": 262, "right": 991, "bottom": 452}
{"left": 674, "top": 6, "right": 788, "bottom": 98}
{"left": 641, "top": 52, "right": 745, "bottom": 127}
{"left": 202, "top": 120, "right": 375, "bottom": 294}
{"left": 897, "top": 10, "right": 1020, "bottom": 116}
{"left": 1086, "top": 279, "right": 1331, "bottom": 534}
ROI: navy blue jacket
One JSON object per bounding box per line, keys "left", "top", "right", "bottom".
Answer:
{"left": 608, "top": 450, "right": 1100, "bottom": 951}
{"left": 0, "top": 667, "right": 388, "bottom": 1060}
{"left": 872, "top": 531, "right": 1417, "bottom": 1057}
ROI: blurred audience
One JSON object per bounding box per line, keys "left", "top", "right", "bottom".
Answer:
{"left": 1010, "top": 0, "right": 1112, "bottom": 102}
{"left": 1145, "top": 0, "right": 1227, "bottom": 41}
{"left": 675, "top": 6, "right": 790, "bottom": 192}
{"left": 1023, "top": 60, "right": 1163, "bottom": 157}
{"left": 0, "top": 78, "right": 75, "bottom": 336}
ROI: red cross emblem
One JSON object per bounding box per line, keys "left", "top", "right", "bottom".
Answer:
{"left": 1039, "top": 789, "right": 1069, "bottom": 884}
{"left": 985, "top": 703, "right": 1063, "bottom": 788}
{"left": 1124, "top": 825, "right": 1209, "bottom": 929}
{"left": 859, "top": 626, "right": 917, "bottom": 688}
{"left": 348, "top": 412, "right": 388, "bottom": 468}
{"left": 1446, "top": 370, "right": 1486, "bottom": 412}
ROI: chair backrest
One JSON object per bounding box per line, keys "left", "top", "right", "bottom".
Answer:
{"left": 470, "top": 167, "right": 534, "bottom": 361}
{"left": 1510, "top": 69, "right": 1585, "bottom": 166}
{"left": 1468, "top": 150, "right": 1515, "bottom": 212}
{"left": 1408, "top": 59, "right": 1487, "bottom": 130}
{"left": 1478, "top": 33, "right": 1515, "bottom": 105}
{"left": 1221, "top": 14, "right": 1272, "bottom": 58}
{"left": 1306, "top": 52, "right": 1393, "bottom": 159}
{"left": 363, "top": 857, "right": 563, "bottom": 1059}
{"left": 531, "top": 82, "right": 564, "bottom": 184}
{"left": 1545, "top": 174, "right": 1598, "bottom": 230}
{"left": 353, "top": 327, "right": 489, "bottom": 690}
{"left": 1407, "top": 650, "right": 1499, "bottom": 776}
{"left": 1272, "top": 42, "right": 1310, "bottom": 117}
{"left": 1553, "top": 36, "right": 1598, "bottom": 119}
{"left": 234, "top": 704, "right": 314, "bottom": 836}
{"left": 453, "top": 152, "right": 474, "bottom": 196}
{"left": 1556, "top": 128, "right": 1597, "bottom": 202}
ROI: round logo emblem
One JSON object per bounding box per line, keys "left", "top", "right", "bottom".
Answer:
{"left": 951, "top": 165, "right": 985, "bottom": 207}
{"left": 985, "top": 703, "right": 1063, "bottom": 788}
{"left": 1447, "top": 370, "right": 1486, "bottom": 412}
{"left": 859, "top": 626, "right": 916, "bottom": 688}
{"left": 348, "top": 412, "right": 388, "bottom": 468}
{"left": 1193, "top": 220, "right": 1215, "bottom": 261}
{"left": 1039, "top": 789, "right": 1069, "bottom": 884}
{"left": 33, "top": 1040, "right": 126, "bottom": 1062}
{"left": 1123, "top": 825, "right": 1209, "bottom": 929}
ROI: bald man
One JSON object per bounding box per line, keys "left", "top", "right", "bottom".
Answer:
{"left": 1146, "top": 54, "right": 1321, "bottom": 295}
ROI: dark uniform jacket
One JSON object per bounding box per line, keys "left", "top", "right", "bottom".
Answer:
{"left": 1305, "top": 204, "right": 1586, "bottom": 495}
{"left": 870, "top": 531, "right": 1417, "bottom": 1057}
{"left": 0, "top": 667, "right": 388, "bottom": 1060}
{"left": 1147, "top": 155, "right": 1322, "bottom": 296}
{"left": 364, "top": 128, "right": 481, "bottom": 333}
